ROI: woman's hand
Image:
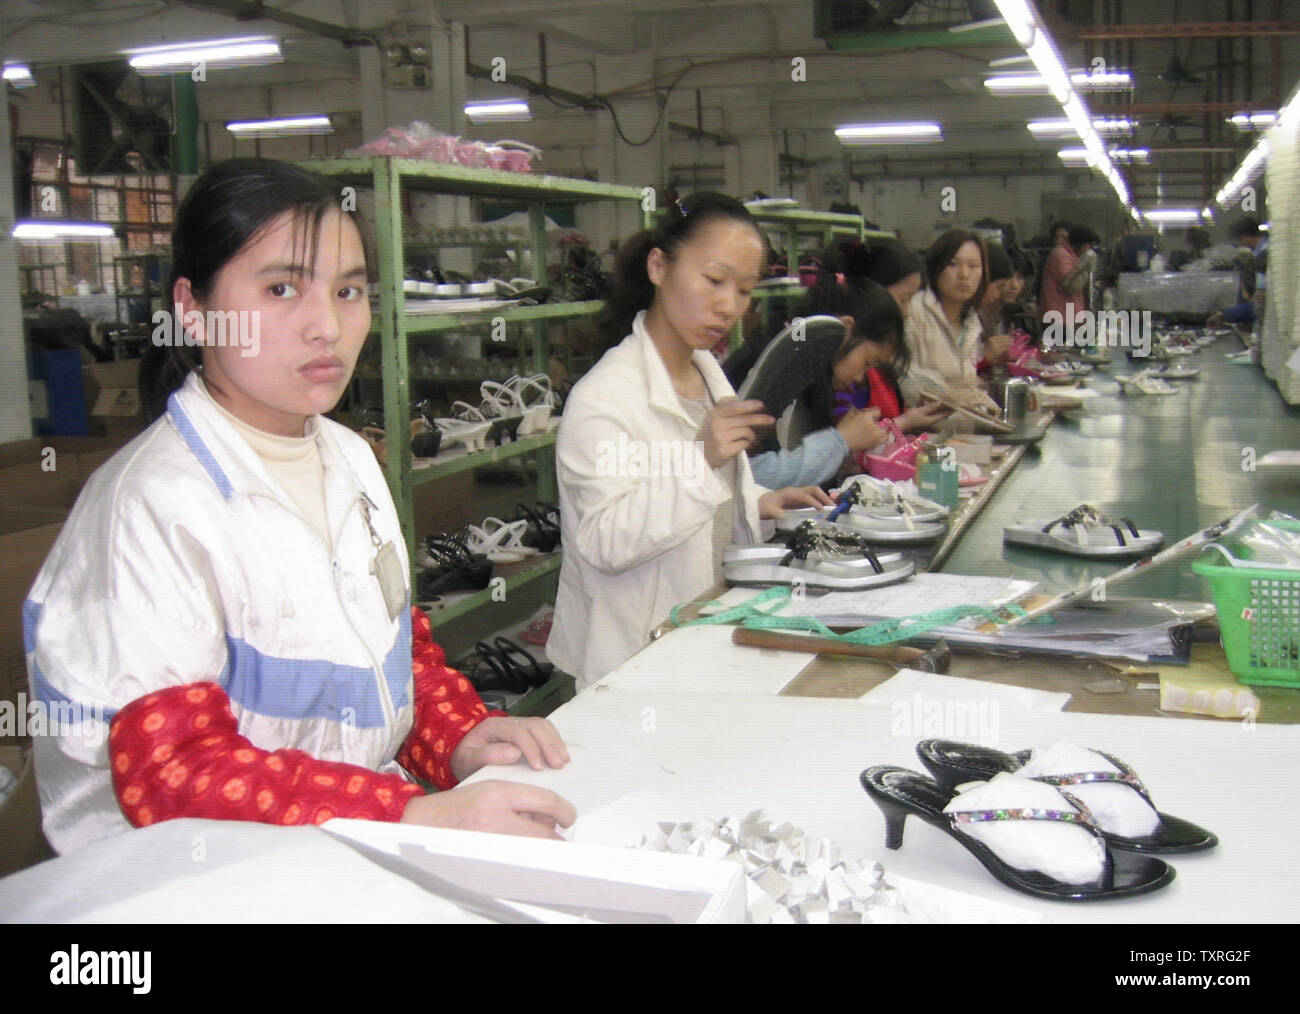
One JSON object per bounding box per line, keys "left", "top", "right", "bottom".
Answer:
{"left": 400, "top": 779, "right": 577, "bottom": 840}
{"left": 698, "top": 397, "right": 774, "bottom": 469}
{"left": 894, "top": 400, "right": 953, "bottom": 432}
{"left": 758, "top": 485, "right": 836, "bottom": 519}
{"left": 835, "top": 407, "right": 887, "bottom": 453}
{"left": 449, "top": 715, "right": 570, "bottom": 782}
{"left": 983, "top": 333, "right": 1012, "bottom": 366}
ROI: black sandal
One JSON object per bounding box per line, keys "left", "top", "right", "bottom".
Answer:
{"left": 860, "top": 766, "right": 1177, "bottom": 901}
{"left": 515, "top": 503, "right": 561, "bottom": 553}
{"left": 492, "top": 636, "right": 554, "bottom": 690}
{"left": 916, "top": 739, "right": 1218, "bottom": 854}
{"left": 461, "top": 642, "right": 530, "bottom": 694}
{"left": 416, "top": 536, "right": 493, "bottom": 599}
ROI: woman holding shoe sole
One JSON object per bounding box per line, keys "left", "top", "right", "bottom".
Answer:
{"left": 549, "top": 193, "right": 833, "bottom": 689}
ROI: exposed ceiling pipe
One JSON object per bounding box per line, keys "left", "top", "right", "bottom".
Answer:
{"left": 174, "top": 0, "right": 380, "bottom": 47}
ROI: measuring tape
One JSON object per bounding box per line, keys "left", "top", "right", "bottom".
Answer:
{"left": 671, "top": 586, "right": 1027, "bottom": 646}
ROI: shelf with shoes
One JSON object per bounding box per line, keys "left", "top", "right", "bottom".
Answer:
{"left": 297, "top": 157, "right": 649, "bottom": 580}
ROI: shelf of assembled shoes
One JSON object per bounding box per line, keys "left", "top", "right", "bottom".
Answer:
{"left": 423, "top": 552, "right": 563, "bottom": 630}
{"left": 410, "top": 429, "right": 557, "bottom": 485}
{"left": 389, "top": 299, "right": 605, "bottom": 336}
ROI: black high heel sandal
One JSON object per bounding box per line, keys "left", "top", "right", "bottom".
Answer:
{"left": 461, "top": 642, "right": 530, "bottom": 695}
{"left": 514, "top": 503, "right": 561, "bottom": 553}
{"left": 491, "top": 636, "right": 554, "bottom": 690}
{"left": 416, "top": 536, "right": 493, "bottom": 599}
{"left": 859, "top": 765, "right": 1177, "bottom": 901}
{"left": 915, "top": 739, "right": 1218, "bottom": 854}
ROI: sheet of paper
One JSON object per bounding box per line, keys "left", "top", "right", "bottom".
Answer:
{"left": 856, "top": 669, "right": 1073, "bottom": 719}
{"left": 595, "top": 624, "right": 809, "bottom": 695}
{"left": 779, "top": 573, "right": 1038, "bottom": 620}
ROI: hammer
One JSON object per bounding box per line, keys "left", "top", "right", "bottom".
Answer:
{"left": 731, "top": 628, "right": 951, "bottom": 673}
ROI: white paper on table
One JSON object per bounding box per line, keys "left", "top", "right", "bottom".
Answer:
{"left": 562, "top": 789, "right": 691, "bottom": 848}
{"left": 779, "top": 573, "right": 1038, "bottom": 620}
{"left": 857, "top": 669, "right": 1072, "bottom": 735}
{"left": 595, "top": 624, "right": 808, "bottom": 695}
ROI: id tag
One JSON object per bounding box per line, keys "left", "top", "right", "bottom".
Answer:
{"left": 370, "top": 541, "right": 406, "bottom": 621}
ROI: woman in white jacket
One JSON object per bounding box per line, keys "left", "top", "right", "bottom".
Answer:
{"left": 25, "top": 159, "right": 572, "bottom": 853}
{"left": 548, "top": 194, "right": 833, "bottom": 688}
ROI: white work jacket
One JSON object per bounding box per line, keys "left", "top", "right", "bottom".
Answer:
{"left": 547, "top": 311, "right": 768, "bottom": 688}
{"left": 24, "top": 371, "right": 414, "bottom": 853}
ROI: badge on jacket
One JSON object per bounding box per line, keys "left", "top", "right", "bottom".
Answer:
{"left": 370, "top": 540, "right": 406, "bottom": 622}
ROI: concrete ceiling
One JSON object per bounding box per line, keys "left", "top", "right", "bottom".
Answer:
{"left": 4, "top": 0, "right": 1299, "bottom": 207}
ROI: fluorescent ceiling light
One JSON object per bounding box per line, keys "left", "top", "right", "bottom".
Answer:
{"left": 835, "top": 123, "right": 943, "bottom": 144}
{"left": 3, "top": 63, "right": 35, "bottom": 88}
{"left": 992, "top": 0, "right": 1037, "bottom": 47}
{"left": 1094, "top": 117, "right": 1137, "bottom": 135}
{"left": 464, "top": 100, "right": 532, "bottom": 123}
{"left": 127, "top": 36, "right": 282, "bottom": 74}
{"left": 1143, "top": 208, "right": 1204, "bottom": 223}
{"left": 986, "top": 69, "right": 1133, "bottom": 94}
{"left": 989, "top": 55, "right": 1032, "bottom": 68}
{"left": 1057, "top": 147, "right": 1091, "bottom": 164}
{"left": 948, "top": 18, "right": 1007, "bottom": 33}
{"left": 1109, "top": 148, "right": 1150, "bottom": 164}
{"left": 13, "top": 221, "right": 115, "bottom": 240}
{"left": 1228, "top": 111, "right": 1278, "bottom": 131}
{"left": 226, "top": 116, "right": 333, "bottom": 137}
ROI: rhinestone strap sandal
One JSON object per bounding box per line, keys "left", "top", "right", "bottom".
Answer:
{"left": 916, "top": 740, "right": 1217, "bottom": 854}
{"left": 860, "top": 766, "right": 1176, "bottom": 901}
{"left": 1003, "top": 505, "right": 1164, "bottom": 558}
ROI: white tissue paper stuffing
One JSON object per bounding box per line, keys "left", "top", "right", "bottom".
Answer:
{"left": 1018, "top": 742, "right": 1160, "bottom": 839}
{"left": 944, "top": 773, "right": 1106, "bottom": 884}
{"left": 643, "top": 811, "right": 911, "bottom": 924}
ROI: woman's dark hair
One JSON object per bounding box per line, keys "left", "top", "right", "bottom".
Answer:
{"left": 848, "top": 240, "right": 924, "bottom": 290}
{"left": 595, "top": 191, "right": 762, "bottom": 351}
{"left": 923, "top": 229, "right": 989, "bottom": 318}
{"left": 795, "top": 275, "right": 907, "bottom": 432}
{"left": 986, "top": 244, "right": 1014, "bottom": 283}
{"left": 1067, "top": 224, "right": 1101, "bottom": 249}
{"left": 140, "top": 158, "right": 374, "bottom": 421}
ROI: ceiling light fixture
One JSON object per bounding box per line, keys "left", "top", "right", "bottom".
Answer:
{"left": 835, "top": 123, "right": 943, "bottom": 144}
{"left": 127, "top": 37, "right": 283, "bottom": 75}
{"left": 226, "top": 115, "right": 333, "bottom": 137}
{"left": 464, "top": 100, "right": 533, "bottom": 123}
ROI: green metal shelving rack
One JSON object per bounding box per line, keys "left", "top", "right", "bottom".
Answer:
{"left": 743, "top": 207, "right": 897, "bottom": 340}
{"left": 296, "top": 158, "right": 648, "bottom": 589}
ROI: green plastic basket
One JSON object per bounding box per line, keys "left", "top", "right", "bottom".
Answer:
{"left": 1192, "top": 520, "right": 1300, "bottom": 688}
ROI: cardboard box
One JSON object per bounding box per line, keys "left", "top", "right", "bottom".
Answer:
{"left": 0, "top": 437, "right": 129, "bottom": 716}
{"left": 0, "top": 746, "right": 54, "bottom": 879}
{"left": 83, "top": 360, "right": 146, "bottom": 441}
{"left": 321, "top": 818, "right": 747, "bottom": 923}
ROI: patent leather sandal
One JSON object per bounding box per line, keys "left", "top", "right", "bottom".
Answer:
{"left": 916, "top": 740, "right": 1218, "bottom": 854}
{"left": 859, "top": 766, "right": 1177, "bottom": 901}
{"left": 462, "top": 642, "right": 530, "bottom": 694}
{"left": 492, "top": 637, "right": 555, "bottom": 689}
{"left": 416, "top": 536, "right": 493, "bottom": 599}
{"left": 515, "top": 503, "right": 561, "bottom": 553}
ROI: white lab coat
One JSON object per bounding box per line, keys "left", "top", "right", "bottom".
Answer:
{"left": 24, "top": 371, "right": 414, "bottom": 853}
{"left": 548, "top": 311, "right": 769, "bottom": 688}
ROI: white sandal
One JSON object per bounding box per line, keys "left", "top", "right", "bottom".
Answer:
{"left": 1003, "top": 505, "right": 1164, "bottom": 558}
{"left": 463, "top": 517, "right": 538, "bottom": 563}
{"left": 1117, "top": 370, "right": 1179, "bottom": 395}
{"left": 723, "top": 521, "right": 915, "bottom": 590}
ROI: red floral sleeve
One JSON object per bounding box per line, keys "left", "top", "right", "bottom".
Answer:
{"left": 396, "top": 607, "right": 507, "bottom": 790}
{"left": 109, "top": 683, "right": 425, "bottom": 829}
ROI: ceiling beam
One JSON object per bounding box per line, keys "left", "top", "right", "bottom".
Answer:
{"left": 1075, "top": 21, "right": 1300, "bottom": 40}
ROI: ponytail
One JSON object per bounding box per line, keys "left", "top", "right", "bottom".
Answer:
{"left": 594, "top": 192, "right": 761, "bottom": 353}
